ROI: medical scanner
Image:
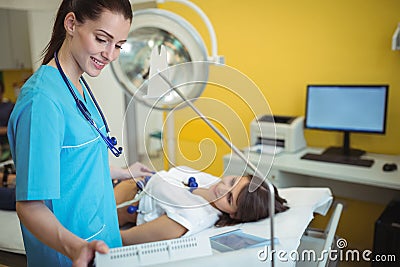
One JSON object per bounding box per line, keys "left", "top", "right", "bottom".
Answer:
{"left": 250, "top": 115, "right": 307, "bottom": 154}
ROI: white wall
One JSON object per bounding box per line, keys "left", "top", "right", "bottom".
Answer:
{"left": 0, "top": 0, "right": 59, "bottom": 10}
{"left": 0, "top": 8, "right": 32, "bottom": 69}
{"left": 27, "top": 10, "right": 55, "bottom": 71}
{"left": 0, "top": 1, "right": 58, "bottom": 71}
{"left": 0, "top": 9, "right": 13, "bottom": 69}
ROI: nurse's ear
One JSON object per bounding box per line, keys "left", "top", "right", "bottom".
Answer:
{"left": 64, "top": 12, "right": 77, "bottom": 37}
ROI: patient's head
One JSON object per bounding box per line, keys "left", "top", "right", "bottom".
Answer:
{"left": 212, "top": 175, "right": 289, "bottom": 227}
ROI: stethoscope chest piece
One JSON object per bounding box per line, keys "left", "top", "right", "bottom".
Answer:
{"left": 54, "top": 51, "right": 122, "bottom": 157}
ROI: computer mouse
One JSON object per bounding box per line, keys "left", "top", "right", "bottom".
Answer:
{"left": 382, "top": 163, "right": 397, "bottom": 172}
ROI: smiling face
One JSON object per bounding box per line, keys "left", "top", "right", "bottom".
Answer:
{"left": 209, "top": 176, "right": 250, "bottom": 217}
{"left": 66, "top": 10, "right": 131, "bottom": 78}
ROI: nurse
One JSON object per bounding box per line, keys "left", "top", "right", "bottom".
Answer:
{"left": 7, "top": 1, "right": 152, "bottom": 266}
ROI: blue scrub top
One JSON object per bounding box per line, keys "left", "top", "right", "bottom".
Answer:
{"left": 8, "top": 65, "right": 122, "bottom": 266}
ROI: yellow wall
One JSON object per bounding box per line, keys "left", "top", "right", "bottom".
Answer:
{"left": 1, "top": 69, "right": 32, "bottom": 102}
{"left": 159, "top": 0, "right": 400, "bottom": 175}
{"left": 158, "top": 1, "right": 400, "bottom": 254}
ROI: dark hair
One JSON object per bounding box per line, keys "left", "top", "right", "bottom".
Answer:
{"left": 41, "top": 0, "right": 133, "bottom": 64}
{"left": 215, "top": 175, "right": 289, "bottom": 227}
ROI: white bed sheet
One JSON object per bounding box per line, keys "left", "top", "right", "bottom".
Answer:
{"left": 0, "top": 210, "right": 25, "bottom": 254}
{"left": 0, "top": 187, "right": 333, "bottom": 266}
{"left": 154, "top": 187, "right": 333, "bottom": 267}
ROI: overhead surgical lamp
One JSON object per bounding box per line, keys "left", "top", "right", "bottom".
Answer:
{"left": 111, "top": 0, "right": 224, "bottom": 166}
{"left": 112, "top": 0, "right": 224, "bottom": 100}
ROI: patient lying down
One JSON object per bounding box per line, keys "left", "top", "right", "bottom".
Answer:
{"left": 114, "top": 166, "right": 289, "bottom": 245}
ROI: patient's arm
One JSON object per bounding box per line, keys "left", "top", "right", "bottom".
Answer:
{"left": 114, "top": 180, "right": 140, "bottom": 226}
{"left": 120, "top": 215, "right": 187, "bottom": 245}
{"left": 114, "top": 180, "right": 139, "bottom": 205}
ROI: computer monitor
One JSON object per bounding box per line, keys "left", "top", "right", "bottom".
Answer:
{"left": 305, "top": 84, "right": 388, "bottom": 157}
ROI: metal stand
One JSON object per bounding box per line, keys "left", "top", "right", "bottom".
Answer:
{"left": 158, "top": 72, "right": 276, "bottom": 266}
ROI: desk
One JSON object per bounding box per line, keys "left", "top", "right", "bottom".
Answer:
{"left": 223, "top": 148, "right": 400, "bottom": 204}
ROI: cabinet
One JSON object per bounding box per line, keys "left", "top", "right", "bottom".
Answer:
{"left": 0, "top": 9, "right": 32, "bottom": 70}
{"left": 223, "top": 148, "right": 400, "bottom": 204}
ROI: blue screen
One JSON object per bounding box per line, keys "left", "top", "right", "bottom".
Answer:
{"left": 305, "top": 85, "right": 388, "bottom": 133}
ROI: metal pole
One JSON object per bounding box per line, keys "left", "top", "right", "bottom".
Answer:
{"left": 158, "top": 72, "right": 276, "bottom": 266}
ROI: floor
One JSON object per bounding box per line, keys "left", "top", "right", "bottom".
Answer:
{"left": 0, "top": 251, "right": 26, "bottom": 267}
{"left": 339, "top": 261, "right": 372, "bottom": 267}
{"left": 0, "top": 254, "right": 374, "bottom": 267}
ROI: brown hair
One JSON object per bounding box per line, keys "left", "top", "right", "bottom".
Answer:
{"left": 41, "top": 0, "right": 133, "bottom": 65}
{"left": 215, "top": 175, "right": 289, "bottom": 227}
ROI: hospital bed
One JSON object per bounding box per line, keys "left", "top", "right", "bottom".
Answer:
{"left": 1, "top": 185, "right": 341, "bottom": 267}
{"left": 130, "top": 187, "right": 339, "bottom": 267}
{"left": 0, "top": 160, "right": 25, "bottom": 265}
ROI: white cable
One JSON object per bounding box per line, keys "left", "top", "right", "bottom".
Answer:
{"left": 0, "top": 159, "right": 14, "bottom": 168}
{"left": 116, "top": 191, "right": 145, "bottom": 209}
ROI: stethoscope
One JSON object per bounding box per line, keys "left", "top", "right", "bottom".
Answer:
{"left": 54, "top": 51, "right": 122, "bottom": 157}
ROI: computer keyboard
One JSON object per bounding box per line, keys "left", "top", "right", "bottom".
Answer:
{"left": 301, "top": 153, "right": 374, "bottom": 167}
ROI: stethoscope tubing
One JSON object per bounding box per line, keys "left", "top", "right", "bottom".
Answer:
{"left": 53, "top": 51, "right": 122, "bottom": 157}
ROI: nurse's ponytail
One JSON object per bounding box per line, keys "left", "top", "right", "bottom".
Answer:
{"left": 41, "top": 0, "right": 133, "bottom": 65}
{"left": 41, "top": 0, "right": 70, "bottom": 65}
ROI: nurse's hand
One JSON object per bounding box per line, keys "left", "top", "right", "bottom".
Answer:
{"left": 128, "top": 162, "right": 155, "bottom": 178}
{"left": 110, "top": 162, "right": 155, "bottom": 180}
{"left": 72, "top": 240, "right": 109, "bottom": 267}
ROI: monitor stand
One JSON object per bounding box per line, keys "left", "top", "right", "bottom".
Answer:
{"left": 323, "top": 131, "right": 365, "bottom": 157}
{"left": 301, "top": 131, "right": 374, "bottom": 167}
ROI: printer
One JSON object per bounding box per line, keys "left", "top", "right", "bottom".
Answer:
{"left": 249, "top": 115, "right": 306, "bottom": 153}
